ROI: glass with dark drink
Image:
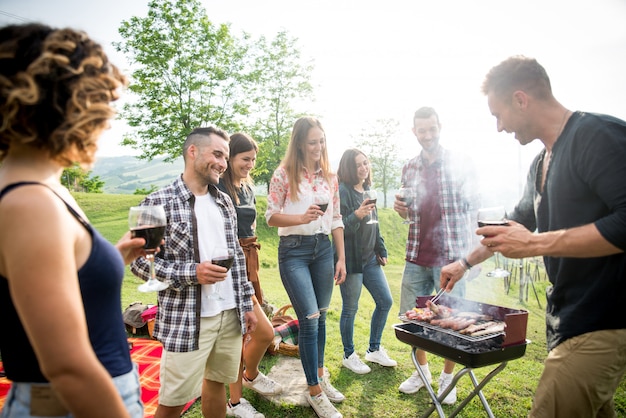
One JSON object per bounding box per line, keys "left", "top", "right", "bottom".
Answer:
{"left": 209, "top": 247, "right": 235, "bottom": 300}
{"left": 477, "top": 206, "right": 508, "bottom": 228}
{"left": 129, "top": 205, "right": 168, "bottom": 292}
{"left": 363, "top": 189, "right": 378, "bottom": 224}
{"left": 397, "top": 186, "right": 415, "bottom": 224}
{"left": 477, "top": 206, "right": 510, "bottom": 278}
{"left": 314, "top": 195, "right": 330, "bottom": 234}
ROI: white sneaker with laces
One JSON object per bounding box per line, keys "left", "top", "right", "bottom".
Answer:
{"left": 437, "top": 373, "right": 457, "bottom": 405}
{"left": 320, "top": 376, "right": 345, "bottom": 403}
{"left": 226, "top": 398, "right": 264, "bottom": 418}
{"left": 242, "top": 371, "right": 283, "bottom": 396}
{"left": 364, "top": 347, "right": 398, "bottom": 367}
{"left": 342, "top": 352, "right": 371, "bottom": 374}
{"left": 398, "top": 369, "right": 432, "bottom": 394}
{"left": 307, "top": 392, "right": 343, "bottom": 418}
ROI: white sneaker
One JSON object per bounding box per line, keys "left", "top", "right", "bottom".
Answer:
{"left": 437, "top": 373, "right": 457, "bottom": 405}
{"left": 320, "top": 376, "right": 345, "bottom": 403}
{"left": 307, "top": 392, "right": 343, "bottom": 418}
{"left": 226, "top": 398, "right": 264, "bottom": 418}
{"left": 364, "top": 347, "right": 398, "bottom": 367}
{"left": 242, "top": 371, "right": 283, "bottom": 396}
{"left": 342, "top": 352, "right": 371, "bottom": 374}
{"left": 398, "top": 369, "right": 432, "bottom": 394}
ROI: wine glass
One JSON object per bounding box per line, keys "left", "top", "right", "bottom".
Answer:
{"left": 314, "top": 196, "right": 329, "bottom": 234}
{"left": 129, "top": 206, "right": 168, "bottom": 292}
{"left": 209, "top": 246, "right": 235, "bottom": 300}
{"left": 363, "top": 189, "right": 378, "bottom": 224}
{"left": 477, "top": 206, "right": 510, "bottom": 278}
{"left": 397, "top": 186, "right": 415, "bottom": 224}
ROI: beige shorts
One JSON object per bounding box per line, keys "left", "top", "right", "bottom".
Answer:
{"left": 158, "top": 309, "right": 243, "bottom": 406}
{"left": 529, "top": 328, "right": 626, "bottom": 418}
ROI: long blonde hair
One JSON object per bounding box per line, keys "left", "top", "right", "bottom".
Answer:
{"left": 280, "top": 116, "right": 332, "bottom": 201}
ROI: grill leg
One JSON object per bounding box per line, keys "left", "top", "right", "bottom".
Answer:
{"left": 448, "top": 362, "right": 508, "bottom": 418}
{"left": 411, "top": 347, "right": 446, "bottom": 418}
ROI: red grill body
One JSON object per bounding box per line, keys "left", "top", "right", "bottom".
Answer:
{"left": 395, "top": 295, "right": 531, "bottom": 417}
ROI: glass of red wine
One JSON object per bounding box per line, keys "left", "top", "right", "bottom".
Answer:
{"left": 477, "top": 206, "right": 510, "bottom": 278}
{"left": 363, "top": 189, "right": 378, "bottom": 224}
{"left": 314, "top": 199, "right": 329, "bottom": 234}
{"left": 129, "top": 205, "right": 168, "bottom": 292}
{"left": 209, "top": 246, "right": 234, "bottom": 300}
{"left": 397, "top": 186, "right": 415, "bottom": 224}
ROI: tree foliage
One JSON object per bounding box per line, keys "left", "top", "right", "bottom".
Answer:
{"left": 114, "top": 0, "right": 252, "bottom": 161}
{"left": 114, "top": 0, "right": 315, "bottom": 183}
{"left": 355, "top": 119, "right": 403, "bottom": 207}
{"left": 62, "top": 165, "right": 105, "bottom": 193}
{"left": 243, "top": 31, "right": 315, "bottom": 190}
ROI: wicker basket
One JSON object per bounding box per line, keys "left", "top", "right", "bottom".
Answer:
{"left": 267, "top": 304, "right": 299, "bottom": 357}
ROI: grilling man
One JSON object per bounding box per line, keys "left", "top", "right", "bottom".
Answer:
{"left": 440, "top": 56, "right": 626, "bottom": 418}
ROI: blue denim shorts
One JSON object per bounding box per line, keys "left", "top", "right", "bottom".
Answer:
{"left": 1, "top": 364, "right": 143, "bottom": 418}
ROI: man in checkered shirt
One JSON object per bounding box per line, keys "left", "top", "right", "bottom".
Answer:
{"left": 393, "top": 107, "right": 480, "bottom": 405}
{"left": 130, "top": 126, "right": 257, "bottom": 418}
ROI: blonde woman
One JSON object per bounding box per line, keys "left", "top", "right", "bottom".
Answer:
{"left": 265, "top": 117, "right": 346, "bottom": 418}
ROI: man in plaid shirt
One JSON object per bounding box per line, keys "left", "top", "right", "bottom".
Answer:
{"left": 130, "top": 126, "right": 257, "bottom": 418}
{"left": 394, "top": 107, "right": 480, "bottom": 405}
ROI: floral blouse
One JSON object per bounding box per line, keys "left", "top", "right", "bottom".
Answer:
{"left": 265, "top": 166, "right": 343, "bottom": 236}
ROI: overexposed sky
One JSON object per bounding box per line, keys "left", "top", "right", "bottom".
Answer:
{"left": 2, "top": 0, "right": 626, "bottom": 206}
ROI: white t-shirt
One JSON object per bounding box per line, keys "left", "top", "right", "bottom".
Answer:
{"left": 195, "top": 193, "right": 236, "bottom": 317}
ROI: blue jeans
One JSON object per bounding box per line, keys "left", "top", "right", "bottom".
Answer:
{"left": 399, "top": 262, "right": 466, "bottom": 314}
{"left": 339, "top": 255, "right": 393, "bottom": 358}
{"left": 1, "top": 364, "right": 143, "bottom": 418}
{"left": 278, "top": 234, "right": 335, "bottom": 387}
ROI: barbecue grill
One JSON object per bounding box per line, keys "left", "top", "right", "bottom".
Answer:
{"left": 395, "top": 294, "right": 530, "bottom": 418}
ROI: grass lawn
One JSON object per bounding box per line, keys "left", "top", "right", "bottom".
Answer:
{"left": 76, "top": 192, "right": 626, "bottom": 418}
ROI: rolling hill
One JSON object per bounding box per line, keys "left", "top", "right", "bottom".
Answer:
{"left": 92, "top": 156, "right": 184, "bottom": 194}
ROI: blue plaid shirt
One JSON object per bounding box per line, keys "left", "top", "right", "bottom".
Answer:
{"left": 401, "top": 148, "right": 480, "bottom": 265}
{"left": 130, "top": 176, "right": 254, "bottom": 352}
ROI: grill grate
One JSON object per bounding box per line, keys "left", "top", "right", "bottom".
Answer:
{"left": 398, "top": 315, "right": 505, "bottom": 342}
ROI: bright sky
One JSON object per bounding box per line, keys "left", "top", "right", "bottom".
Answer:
{"left": 2, "top": 0, "right": 626, "bottom": 206}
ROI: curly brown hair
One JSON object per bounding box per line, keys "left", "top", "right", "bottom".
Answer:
{"left": 0, "top": 23, "right": 127, "bottom": 166}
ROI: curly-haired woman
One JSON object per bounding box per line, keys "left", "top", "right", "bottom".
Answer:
{"left": 0, "top": 23, "right": 148, "bottom": 418}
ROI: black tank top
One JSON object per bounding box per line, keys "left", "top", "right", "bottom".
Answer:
{"left": 0, "top": 182, "right": 132, "bottom": 382}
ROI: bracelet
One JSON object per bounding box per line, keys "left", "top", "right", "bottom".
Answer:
{"left": 462, "top": 257, "right": 473, "bottom": 269}
{"left": 457, "top": 260, "right": 469, "bottom": 272}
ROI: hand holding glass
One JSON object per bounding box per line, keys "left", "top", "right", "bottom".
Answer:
{"left": 363, "top": 189, "right": 378, "bottom": 224}
{"left": 397, "top": 186, "right": 415, "bottom": 224}
{"left": 209, "top": 247, "right": 234, "bottom": 300}
{"left": 129, "top": 206, "right": 168, "bottom": 292}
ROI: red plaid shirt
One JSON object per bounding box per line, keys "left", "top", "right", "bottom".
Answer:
{"left": 401, "top": 149, "right": 480, "bottom": 265}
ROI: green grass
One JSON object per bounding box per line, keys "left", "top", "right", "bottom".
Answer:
{"left": 76, "top": 192, "right": 626, "bottom": 418}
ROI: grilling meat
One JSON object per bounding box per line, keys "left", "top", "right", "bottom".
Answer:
{"left": 405, "top": 307, "right": 435, "bottom": 322}
{"left": 404, "top": 305, "right": 504, "bottom": 336}
{"left": 425, "top": 300, "right": 453, "bottom": 318}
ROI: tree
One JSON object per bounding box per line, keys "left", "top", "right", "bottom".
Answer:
{"left": 114, "top": 0, "right": 253, "bottom": 161}
{"left": 243, "top": 31, "right": 315, "bottom": 191}
{"left": 134, "top": 185, "right": 159, "bottom": 195}
{"left": 62, "top": 165, "right": 105, "bottom": 193}
{"left": 355, "top": 119, "right": 403, "bottom": 208}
